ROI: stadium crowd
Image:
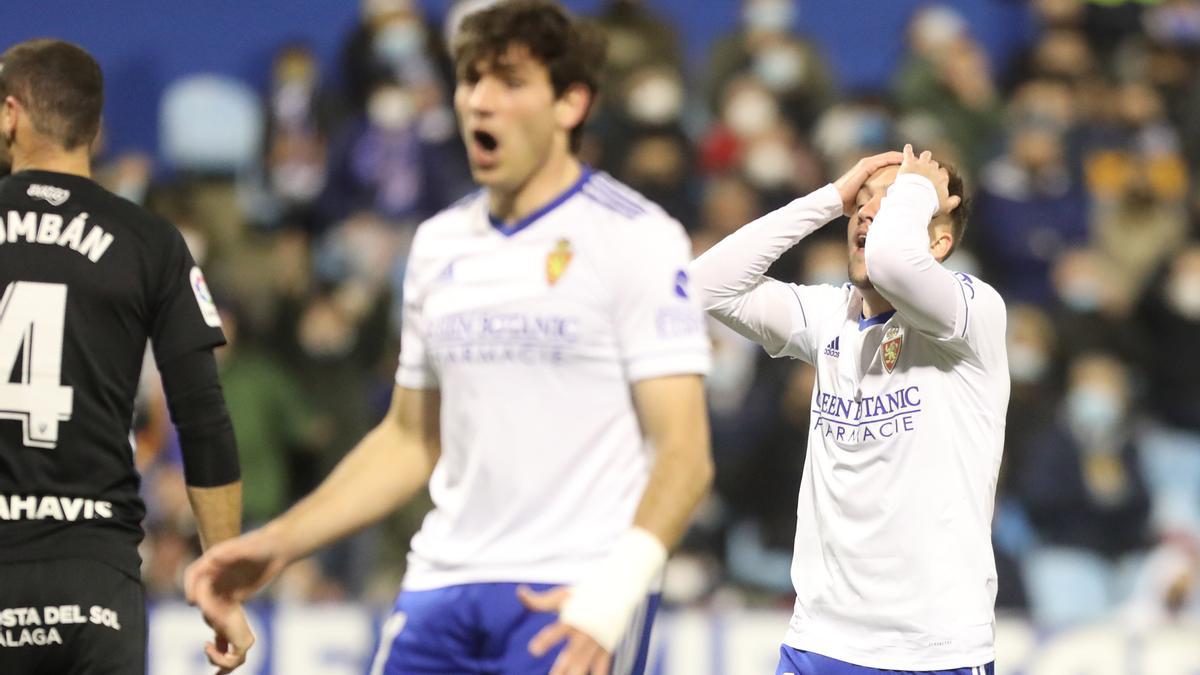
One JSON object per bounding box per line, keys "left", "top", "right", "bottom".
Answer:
{"left": 85, "top": 0, "right": 1200, "bottom": 632}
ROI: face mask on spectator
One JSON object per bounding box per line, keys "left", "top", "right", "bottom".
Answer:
{"left": 1058, "top": 276, "right": 1102, "bottom": 313}
{"left": 1008, "top": 343, "right": 1049, "bottom": 384}
{"left": 753, "top": 45, "right": 807, "bottom": 92}
{"left": 368, "top": 87, "right": 416, "bottom": 131}
{"left": 373, "top": 19, "right": 425, "bottom": 64}
{"left": 1067, "top": 386, "right": 1123, "bottom": 440}
{"left": 725, "top": 89, "right": 779, "bottom": 138}
{"left": 743, "top": 0, "right": 795, "bottom": 32}
{"left": 1167, "top": 273, "right": 1200, "bottom": 320}
{"left": 626, "top": 75, "right": 684, "bottom": 126}
{"left": 743, "top": 141, "right": 794, "bottom": 189}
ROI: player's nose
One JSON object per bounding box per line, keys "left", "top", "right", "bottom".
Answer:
{"left": 466, "top": 77, "right": 501, "bottom": 113}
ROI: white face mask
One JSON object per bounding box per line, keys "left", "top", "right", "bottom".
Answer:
{"left": 725, "top": 90, "right": 780, "bottom": 138}
{"left": 743, "top": 0, "right": 795, "bottom": 32}
{"left": 626, "top": 75, "right": 684, "bottom": 125}
{"left": 368, "top": 88, "right": 416, "bottom": 131}
{"left": 373, "top": 20, "right": 425, "bottom": 64}
{"left": 1067, "top": 386, "right": 1124, "bottom": 444}
{"left": 1008, "top": 343, "right": 1049, "bottom": 383}
{"left": 1167, "top": 273, "right": 1200, "bottom": 320}
{"left": 753, "top": 45, "right": 807, "bottom": 92}
{"left": 743, "top": 142, "right": 794, "bottom": 189}
{"left": 1057, "top": 276, "right": 1103, "bottom": 313}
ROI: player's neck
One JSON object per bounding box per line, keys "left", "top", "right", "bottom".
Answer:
{"left": 10, "top": 141, "right": 92, "bottom": 179}
{"left": 488, "top": 151, "right": 581, "bottom": 226}
{"left": 860, "top": 287, "right": 894, "bottom": 319}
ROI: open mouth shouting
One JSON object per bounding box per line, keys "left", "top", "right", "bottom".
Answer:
{"left": 468, "top": 128, "right": 500, "bottom": 169}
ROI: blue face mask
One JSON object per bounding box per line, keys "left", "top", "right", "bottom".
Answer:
{"left": 373, "top": 21, "right": 425, "bottom": 64}
{"left": 1066, "top": 387, "right": 1123, "bottom": 438}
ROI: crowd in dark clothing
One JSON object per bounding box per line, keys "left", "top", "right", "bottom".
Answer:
{"left": 83, "top": 0, "right": 1200, "bottom": 625}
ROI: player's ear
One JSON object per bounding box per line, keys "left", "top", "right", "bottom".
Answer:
{"left": 554, "top": 83, "right": 591, "bottom": 136}
{"left": 929, "top": 222, "right": 954, "bottom": 262}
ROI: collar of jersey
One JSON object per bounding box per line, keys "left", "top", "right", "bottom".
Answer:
{"left": 487, "top": 167, "right": 593, "bottom": 237}
{"left": 858, "top": 309, "right": 896, "bottom": 330}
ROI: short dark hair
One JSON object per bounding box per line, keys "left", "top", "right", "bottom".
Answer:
{"left": 0, "top": 39, "right": 103, "bottom": 150}
{"left": 452, "top": 0, "right": 607, "bottom": 152}
{"left": 942, "top": 161, "right": 970, "bottom": 258}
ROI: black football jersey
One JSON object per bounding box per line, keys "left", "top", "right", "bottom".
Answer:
{"left": 0, "top": 170, "right": 225, "bottom": 578}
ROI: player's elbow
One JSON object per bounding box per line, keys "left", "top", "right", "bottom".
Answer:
{"left": 687, "top": 254, "right": 732, "bottom": 309}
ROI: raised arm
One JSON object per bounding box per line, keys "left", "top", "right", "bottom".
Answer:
{"left": 688, "top": 184, "right": 842, "bottom": 354}
{"left": 690, "top": 151, "right": 903, "bottom": 356}
{"left": 864, "top": 146, "right": 966, "bottom": 340}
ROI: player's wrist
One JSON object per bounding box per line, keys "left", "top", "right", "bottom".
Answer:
{"left": 559, "top": 527, "right": 667, "bottom": 651}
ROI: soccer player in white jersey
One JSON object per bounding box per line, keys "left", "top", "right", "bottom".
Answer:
{"left": 185, "top": 2, "right": 713, "bottom": 674}
{"left": 691, "top": 145, "right": 1008, "bottom": 675}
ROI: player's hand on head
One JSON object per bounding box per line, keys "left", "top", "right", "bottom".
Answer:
{"left": 897, "top": 144, "right": 961, "bottom": 217}
{"left": 518, "top": 585, "right": 612, "bottom": 675}
{"left": 833, "top": 150, "right": 905, "bottom": 215}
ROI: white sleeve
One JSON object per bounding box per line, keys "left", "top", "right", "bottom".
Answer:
{"left": 613, "top": 219, "right": 711, "bottom": 382}
{"left": 688, "top": 183, "right": 847, "bottom": 363}
{"left": 865, "top": 173, "right": 1007, "bottom": 357}
{"left": 395, "top": 236, "right": 439, "bottom": 390}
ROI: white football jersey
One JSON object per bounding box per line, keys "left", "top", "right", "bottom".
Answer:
{"left": 396, "top": 169, "right": 711, "bottom": 590}
{"left": 692, "top": 177, "right": 1009, "bottom": 670}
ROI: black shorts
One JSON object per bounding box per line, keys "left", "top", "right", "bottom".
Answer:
{"left": 0, "top": 558, "right": 146, "bottom": 675}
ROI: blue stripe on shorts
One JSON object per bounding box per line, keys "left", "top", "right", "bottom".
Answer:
{"left": 776, "top": 646, "right": 994, "bottom": 675}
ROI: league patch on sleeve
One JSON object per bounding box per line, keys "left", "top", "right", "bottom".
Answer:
{"left": 189, "top": 266, "right": 222, "bottom": 328}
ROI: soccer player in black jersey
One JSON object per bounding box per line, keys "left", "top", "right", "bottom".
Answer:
{"left": 0, "top": 39, "right": 253, "bottom": 673}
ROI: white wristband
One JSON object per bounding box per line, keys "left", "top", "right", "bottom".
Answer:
{"left": 558, "top": 527, "right": 668, "bottom": 652}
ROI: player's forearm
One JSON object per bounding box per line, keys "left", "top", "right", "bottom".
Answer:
{"left": 263, "top": 421, "right": 435, "bottom": 564}
{"left": 633, "top": 429, "right": 713, "bottom": 550}
{"left": 865, "top": 174, "right": 961, "bottom": 337}
{"left": 631, "top": 377, "right": 713, "bottom": 550}
{"left": 187, "top": 481, "right": 243, "bottom": 549}
{"left": 690, "top": 183, "right": 842, "bottom": 303}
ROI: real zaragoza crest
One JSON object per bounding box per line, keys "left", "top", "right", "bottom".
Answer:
{"left": 881, "top": 324, "right": 903, "bottom": 373}
{"left": 546, "top": 238, "right": 573, "bottom": 286}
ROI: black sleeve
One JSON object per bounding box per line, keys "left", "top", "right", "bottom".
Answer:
{"left": 150, "top": 225, "right": 226, "bottom": 366}
{"left": 159, "top": 348, "right": 241, "bottom": 487}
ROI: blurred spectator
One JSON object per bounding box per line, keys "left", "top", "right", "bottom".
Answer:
{"left": 1049, "top": 249, "right": 1145, "bottom": 362}
{"left": 703, "top": 0, "right": 834, "bottom": 133}
{"left": 1017, "top": 352, "right": 1154, "bottom": 629}
{"left": 590, "top": 64, "right": 697, "bottom": 224}
{"left": 1002, "top": 304, "right": 1059, "bottom": 492}
{"left": 318, "top": 79, "right": 470, "bottom": 229}
{"left": 973, "top": 113, "right": 1089, "bottom": 305}
{"left": 214, "top": 302, "right": 322, "bottom": 526}
{"left": 251, "top": 43, "right": 342, "bottom": 231}
{"left": 340, "top": 0, "right": 453, "bottom": 113}
{"left": 812, "top": 98, "right": 896, "bottom": 177}
{"left": 719, "top": 361, "right": 813, "bottom": 596}
{"left": 595, "top": 0, "right": 684, "bottom": 93}
{"left": 893, "top": 5, "right": 1002, "bottom": 170}
{"left": 1085, "top": 144, "right": 1189, "bottom": 300}
{"left": 1136, "top": 244, "right": 1200, "bottom": 539}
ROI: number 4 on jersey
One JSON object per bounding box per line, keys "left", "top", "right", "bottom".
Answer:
{"left": 0, "top": 282, "right": 73, "bottom": 448}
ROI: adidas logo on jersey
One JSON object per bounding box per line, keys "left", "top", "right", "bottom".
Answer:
{"left": 823, "top": 336, "right": 840, "bottom": 358}
{"left": 27, "top": 183, "right": 71, "bottom": 206}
